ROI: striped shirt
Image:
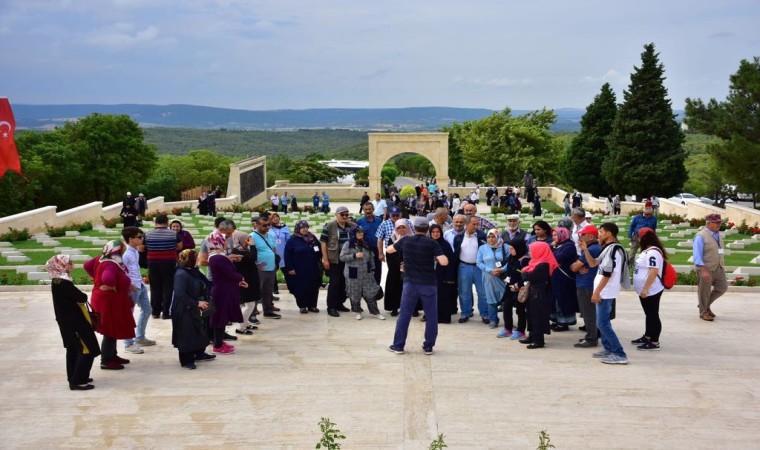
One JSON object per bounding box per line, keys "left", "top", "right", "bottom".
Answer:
{"left": 144, "top": 227, "right": 179, "bottom": 261}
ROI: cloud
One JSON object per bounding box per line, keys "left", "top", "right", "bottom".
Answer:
{"left": 83, "top": 22, "right": 175, "bottom": 50}
{"left": 708, "top": 31, "right": 735, "bottom": 39}
{"left": 580, "top": 68, "right": 626, "bottom": 84}
{"left": 453, "top": 77, "right": 535, "bottom": 88}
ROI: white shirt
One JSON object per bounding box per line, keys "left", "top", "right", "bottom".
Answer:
{"left": 633, "top": 248, "right": 664, "bottom": 296}
{"left": 444, "top": 229, "right": 462, "bottom": 249}
{"left": 572, "top": 220, "right": 590, "bottom": 256}
{"left": 459, "top": 232, "right": 479, "bottom": 263}
{"left": 122, "top": 245, "right": 144, "bottom": 289}
{"left": 372, "top": 199, "right": 387, "bottom": 217}
{"left": 593, "top": 243, "right": 626, "bottom": 299}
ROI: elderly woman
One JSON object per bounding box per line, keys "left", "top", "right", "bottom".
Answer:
{"left": 207, "top": 232, "right": 247, "bottom": 354}
{"left": 230, "top": 230, "right": 261, "bottom": 335}
{"left": 476, "top": 229, "right": 510, "bottom": 329}
{"left": 429, "top": 224, "right": 457, "bottom": 323}
{"left": 172, "top": 249, "right": 215, "bottom": 369}
{"left": 47, "top": 255, "right": 101, "bottom": 390}
{"left": 550, "top": 227, "right": 579, "bottom": 331}
{"left": 170, "top": 219, "right": 196, "bottom": 252}
{"left": 384, "top": 218, "right": 413, "bottom": 316}
{"left": 340, "top": 227, "right": 385, "bottom": 320}
{"left": 284, "top": 220, "right": 323, "bottom": 314}
{"left": 84, "top": 241, "right": 135, "bottom": 371}
{"left": 520, "top": 242, "right": 558, "bottom": 349}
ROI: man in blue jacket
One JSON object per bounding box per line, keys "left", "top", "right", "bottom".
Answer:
{"left": 628, "top": 201, "right": 657, "bottom": 265}
{"left": 453, "top": 216, "right": 488, "bottom": 324}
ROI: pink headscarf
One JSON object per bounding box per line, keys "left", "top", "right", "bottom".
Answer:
{"left": 392, "top": 218, "right": 414, "bottom": 241}
{"left": 45, "top": 254, "right": 73, "bottom": 281}
{"left": 553, "top": 227, "right": 570, "bottom": 244}
{"left": 207, "top": 231, "right": 227, "bottom": 255}
{"left": 523, "top": 241, "right": 558, "bottom": 275}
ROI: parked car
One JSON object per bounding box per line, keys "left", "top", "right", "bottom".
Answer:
{"left": 700, "top": 196, "right": 735, "bottom": 205}
{"left": 669, "top": 193, "right": 699, "bottom": 205}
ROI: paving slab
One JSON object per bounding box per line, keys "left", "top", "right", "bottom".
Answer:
{"left": 0, "top": 288, "right": 758, "bottom": 449}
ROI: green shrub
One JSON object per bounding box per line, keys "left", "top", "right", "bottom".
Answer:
{"left": 0, "top": 227, "right": 31, "bottom": 242}
{"left": 316, "top": 417, "right": 345, "bottom": 449}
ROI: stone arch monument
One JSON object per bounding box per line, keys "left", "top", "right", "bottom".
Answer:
{"left": 367, "top": 132, "right": 449, "bottom": 195}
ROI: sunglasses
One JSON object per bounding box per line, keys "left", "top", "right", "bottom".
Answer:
{"left": 339, "top": 213, "right": 349, "bottom": 217}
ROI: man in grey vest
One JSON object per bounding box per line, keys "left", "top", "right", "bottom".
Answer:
{"left": 692, "top": 213, "right": 728, "bottom": 322}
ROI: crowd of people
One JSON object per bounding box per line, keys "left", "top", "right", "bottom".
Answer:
{"left": 48, "top": 188, "right": 730, "bottom": 390}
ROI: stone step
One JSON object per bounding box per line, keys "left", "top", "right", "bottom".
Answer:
{"left": 27, "top": 272, "right": 51, "bottom": 281}
{"left": 0, "top": 242, "right": 13, "bottom": 248}
{"left": 15, "top": 266, "right": 43, "bottom": 273}
{"left": 6, "top": 255, "right": 30, "bottom": 263}
{"left": 64, "top": 230, "right": 80, "bottom": 236}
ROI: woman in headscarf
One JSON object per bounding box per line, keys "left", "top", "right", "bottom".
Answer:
{"left": 529, "top": 220, "right": 553, "bottom": 245}
{"left": 498, "top": 231, "right": 530, "bottom": 340}
{"left": 207, "top": 231, "right": 247, "bottom": 355}
{"left": 476, "top": 229, "right": 510, "bottom": 329}
{"left": 47, "top": 255, "right": 101, "bottom": 390}
{"left": 519, "top": 241, "right": 558, "bottom": 349}
{"left": 550, "top": 227, "right": 579, "bottom": 331}
{"left": 340, "top": 226, "right": 385, "bottom": 320}
{"left": 230, "top": 230, "right": 261, "bottom": 335}
{"left": 172, "top": 249, "right": 215, "bottom": 369}
{"left": 170, "top": 219, "right": 196, "bottom": 252}
{"left": 429, "top": 224, "right": 457, "bottom": 324}
{"left": 84, "top": 240, "right": 135, "bottom": 370}
{"left": 384, "top": 218, "right": 413, "bottom": 316}
{"left": 284, "top": 220, "right": 323, "bottom": 313}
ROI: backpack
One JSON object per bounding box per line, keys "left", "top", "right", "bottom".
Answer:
{"left": 651, "top": 247, "right": 677, "bottom": 289}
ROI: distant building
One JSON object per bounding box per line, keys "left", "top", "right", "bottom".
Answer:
{"left": 319, "top": 160, "right": 369, "bottom": 173}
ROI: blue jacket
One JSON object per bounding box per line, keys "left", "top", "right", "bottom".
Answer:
{"left": 628, "top": 214, "right": 658, "bottom": 238}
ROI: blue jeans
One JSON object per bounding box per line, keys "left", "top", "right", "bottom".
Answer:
{"left": 596, "top": 298, "right": 625, "bottom": 357}
{"left": 125, "top": 284, "right": 152, "bottom": 345}
{"left": 392, "top": 282, "right": 438, "bottom": 350}
{"left": 487, "top": 303, "right": 500, "bottom": 325}
{"left": 457, "top": 263, "right": 487, "bottom": 318}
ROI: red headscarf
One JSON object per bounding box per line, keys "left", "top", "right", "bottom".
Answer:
{"left": 523, "top": 241, "right": 558, "bottom": 275}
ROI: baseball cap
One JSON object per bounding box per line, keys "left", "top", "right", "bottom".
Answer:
{"left": 389, "top": 207, "right": 401, "bottom": 215}
{"left": 335, "top": 206, "right": 349, "bottom": 214}
{"left": 578, "top": 225, "right": 599, "bottom": 236}
{"left": 507, "top": 214, "right": 520, "bottom": 221}
{"left": 413, "top": 216, "right": 429, "bottom": 229}
{"left": 584, "top": 211, "right": 593, "bottom": 219}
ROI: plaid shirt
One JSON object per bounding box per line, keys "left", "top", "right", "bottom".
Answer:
{"left": 473, "top": 215, "right": 497, "bottom": 232}
{"left": 376, "top": 217, "right": 413, "bottom": 246}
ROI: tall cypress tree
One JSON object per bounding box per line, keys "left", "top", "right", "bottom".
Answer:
{"left": 563, "top": 83, "right": 617, "bottom": 196}
{"left": 602, "top": 43, "right": 687, "bottom": 199}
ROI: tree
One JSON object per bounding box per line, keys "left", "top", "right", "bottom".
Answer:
{"left": 381, "top": 164, "right": 400, "bottom": 186}
{"left": 457, "top": 108, "right": 562, "bottom": 186}
{"left": 685, "top": 56, "right": 760, "bottom": 207}
{"left": 683, "top": 153, "right": 735, "bottom": 205}
{"left": 563, "top": 83, "right": 617, "bottom": 196}
{"left": 353, "top": 167, "right": 369, "bottom": 187}
{"left": 602, "top": 43, "right": 687, "bottom": 199}
{"left": 60, "top": 113, "right": 158, "bottom": 204}
{"left": 442, "top": 121, "right": 481, "bottom": 186}
{"left": 283, "top": 159, "right": 346, "bottom": 183}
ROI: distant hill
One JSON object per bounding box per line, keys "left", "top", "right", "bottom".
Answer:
{"left": 13, "top": 103, "right": 589, "bottom": 132}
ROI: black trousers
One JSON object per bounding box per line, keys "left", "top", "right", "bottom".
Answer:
{"left": 100, "top": 336, "right": 117, "bottom": 364}
{"left": 503, "top": 290, "right": 527, "bottom": 333}
{"left": 66, "top": 345, "right": 95, "bottom": 386}
{"left": 372, "top": 253, "right": 382, "bottom": 286}
{"left": 639, "top": 291, "right": 663, "bottom": 341}
{"left": 326, "top": 261, "right": 347, "bottom": 309}
{"left": 148, "top": 260, "right": 176, "bottom": 316}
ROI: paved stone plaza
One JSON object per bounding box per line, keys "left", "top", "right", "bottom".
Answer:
{"left": 0, "top": 285, "right": 758, "bottom": 449}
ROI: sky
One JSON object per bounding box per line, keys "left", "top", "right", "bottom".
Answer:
{"left": 2, "top": 0, "right": 759, "bottom": 111}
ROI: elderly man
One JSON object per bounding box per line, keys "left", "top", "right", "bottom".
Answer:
{"left": 570, "top": 207, "right": 591, "bottom": 257}
{"left": 429, "top": 207, "right": 452, "bottom": 233}
{"left": 693, "top": 213, "right": 728, "bottom": 321}
{"left": 357, "top": 202, "right": 383, "bottom": 285}
{"left": 444, "top": 214, "right": 466, "bottom": 249}
{"left": 628, "top": 201, "right": 658, "bottom": 264}
{"left": 320, "top": 206, "right": 355, "bottom": 317}
{"left": 462, "top": 202, "right": 496, "bottom": 233}
{"left": 453, "top": 216, "right": 488, "bottom": 324}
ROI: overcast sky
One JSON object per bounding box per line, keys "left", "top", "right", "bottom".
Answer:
{"left": 2, "top": 0, "right": 758, "bottom": 111}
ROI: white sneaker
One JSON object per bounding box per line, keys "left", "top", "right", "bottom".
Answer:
{"left": 374, "top": 314, "right": 386, "bottom": 320}
{"left": 355, "top": 313, "right": 363, "bottom": 320}
{"left": 125, "top": 344, "right": 144, "bottom": 354}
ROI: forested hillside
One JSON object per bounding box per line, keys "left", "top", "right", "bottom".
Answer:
{"left": 143, "top": 128, "right": 369, "bottom": 158}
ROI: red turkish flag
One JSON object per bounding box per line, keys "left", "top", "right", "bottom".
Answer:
{"left": 0, "top": 97, "right": 22, "bottom": 179}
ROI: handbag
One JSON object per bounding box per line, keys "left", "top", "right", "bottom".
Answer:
{"left": 85, "top": 301, "right": 101, "bottom": 331}
{"left": 517, "top": 283, "right": 530, "bottom": 304}
{"left": 199, "top": 300, "right": 216, "bottom": 319}
{"left": 372, "top": 286, "right": 384, "bottom": 301}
